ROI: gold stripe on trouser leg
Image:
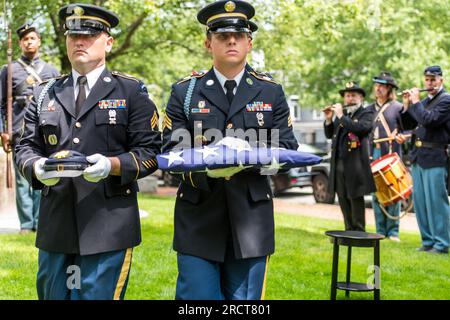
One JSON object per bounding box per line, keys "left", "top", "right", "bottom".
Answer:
{"left": 113, "top": 248, "right": 133, "bottom": 300}
{"left": 260, "top": 256, "right": 270, "bottom": 300}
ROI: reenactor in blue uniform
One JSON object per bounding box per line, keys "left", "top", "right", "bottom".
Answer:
{"left": 368, "top": 72, "right": 405, "bottom": 241}
{"left": 15, "top": 3, "right": 161, "bottom": 299}
{"left": 323, "top": 81, "right": 376, "bottom": 231}
{"left": 401, "top": 65, "right": 450, "bottom": 254}
{"left": 162, "top": 0, "right": 298, "bottom": 300}
{"left": 0, "top": 23, "right": 59, "bottom": 234}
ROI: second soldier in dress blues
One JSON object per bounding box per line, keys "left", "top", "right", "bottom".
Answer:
{"left": 15, "top": 3, "right": 161, "bottom": 299}
{"left": 162, "top": 0, "right": 298, "bottom": 300}
{"left": 0, "top": 23, "right": 59, "bottom": 234}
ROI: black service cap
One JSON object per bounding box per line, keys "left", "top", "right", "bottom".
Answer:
{"left": 198, "top": 1, "right": 258, "bottom": 33}
{"left": 59, "top": 3, "right": 119, "bottom": 35}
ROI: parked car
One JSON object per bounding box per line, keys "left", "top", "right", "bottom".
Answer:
{"left": 310, "top": 154, "right": 335, "bottom": 204}
{"left": 270, "top": 144, "right": 327, "bottom": 196}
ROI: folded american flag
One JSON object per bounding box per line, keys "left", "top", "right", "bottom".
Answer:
{"left": 157, "top": 145, "right": 322, "bottom": 173}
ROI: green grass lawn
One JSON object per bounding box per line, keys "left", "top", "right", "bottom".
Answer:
{"left": 1, "top": 194, "right": 449, "bottom": 300}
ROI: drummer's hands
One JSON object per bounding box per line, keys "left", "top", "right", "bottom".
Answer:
{"left": 395, "top": 133, "right": 407, "bottom": 144}
{"left": 334, "top": 103, "right": 344, "bottom": 119}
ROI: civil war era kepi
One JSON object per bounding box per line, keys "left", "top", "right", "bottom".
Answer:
{"left": 197, "top": 1, "right": 258, "bottom": 33}
{"left": 424, "top": 65, "right": 443, "bottom": 76}
{"left": 16, "top": 23, "right": 39, "bottom": 39}
{"left": 59, "top": 3, "right": 119, "bottom": 35}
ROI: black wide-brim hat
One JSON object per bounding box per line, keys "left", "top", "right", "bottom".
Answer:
{"left": 59, "top": 3, "right": 119, "bottom": 35}
{"left": 198, "top": 0, "right": 258, "bottom": 33}
{"left": 373, "top": 71, "right": 399, "bottom": 89}
{"left": 43, "top": 150, "right": 89, "bottom": 178}
{"left": 339, "top": 81, "right": 366, "bottom": 97}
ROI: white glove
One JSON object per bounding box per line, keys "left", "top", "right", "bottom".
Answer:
{"left": 215, "top": 137, "right": 252, "bottom": 151}
{"left": 206, "top": 166, "right": 246, "bottom": 179}
{"left": 83, "top": 154, "right": 111, "bottom": 183}
{"left": 34, "top": 157, "right": 60, "bottom": 186}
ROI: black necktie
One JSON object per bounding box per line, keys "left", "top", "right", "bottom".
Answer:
{"left": 224, "top": 80, "right": 237, "bottom": 105}
{"left": 75, "top": 76, "right": 87, "bottom": 117}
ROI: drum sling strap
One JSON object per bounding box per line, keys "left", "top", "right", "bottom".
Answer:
{"left": 374, "top": 102, "right": 396, "bottom": 153}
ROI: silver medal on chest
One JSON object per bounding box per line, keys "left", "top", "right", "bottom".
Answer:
{"left": 256, "top": 112, "right": 264, "bottom": 127}
{"left": 109, "top": 109, "right": 117, "bottom": 125}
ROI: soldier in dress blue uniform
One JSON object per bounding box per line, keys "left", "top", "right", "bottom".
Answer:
{"left": 323, "top": 82, "right": 376, "bottom": 231}
{"left": 15, "top": 3, "right": 161, "bottom": 299}
{"left": 401, "top": 65, "right": 450, "bottom": 254}
{"left": 0, "top": 23, "right": 59, "bottom": 234}
{"left": 367, "top": 72, "right": 405, "bottom": 241}
{"left": 162, "top": 0, "right": 298, "bottom": 300}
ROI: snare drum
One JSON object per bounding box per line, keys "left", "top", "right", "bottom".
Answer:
{"left": 370, "top": 153, "right": 413, "bottom": 206}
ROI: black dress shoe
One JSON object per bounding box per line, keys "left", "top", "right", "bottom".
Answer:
{"left": 416, "top": 246, "right": 433, "bottom": 252}
{"left": 428, "top": 248, "right": 449, "bottom": 254}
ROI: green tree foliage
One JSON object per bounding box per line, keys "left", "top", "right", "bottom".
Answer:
{"left": 256, "top": 0, "right": 450, "bottom": 106}
{"left": 1, "top": 0, "right": 449, "bottom": 108}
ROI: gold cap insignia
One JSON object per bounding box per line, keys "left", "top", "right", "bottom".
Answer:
{"left": 346, "top": 81, "right": 354, "bottom": 88}
{"left": 225, "top": 1, "right": 236, "bottom": 12}
{"left": 54, "top": 150, "right": 69, "bottom": 158}
{"left": 73, "top": 6, "right": 84, "bottom": 16}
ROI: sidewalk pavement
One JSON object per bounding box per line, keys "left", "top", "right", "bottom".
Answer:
{"left": 0, "top": 204, "right": 19, "bottom": 234}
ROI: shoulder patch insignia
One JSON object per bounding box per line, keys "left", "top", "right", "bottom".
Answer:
{"left": 249, "top": 71, "right": 277, "bottom": 84}
{"left": 177, "top": 70, "right": 207, "bottom": 84}
{"left": 139, "top": 82, "right": 149, "bottom": 94}
{"left": 112, "top": 71, "right": 140, "bottom": 83}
